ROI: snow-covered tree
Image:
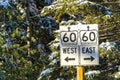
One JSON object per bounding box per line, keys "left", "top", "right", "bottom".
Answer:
{"left": 0, "top": 0, "right": 55, "bottom": 80}
{"left": 40, "top": 0, "right": 120, "bottom": 79}
{"left": 0, "top": 0, "right": 120, "bottom": 80}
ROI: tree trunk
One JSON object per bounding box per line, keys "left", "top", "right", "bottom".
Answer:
{"left": 26, "top": 0, "right": 31, "bottom": 56}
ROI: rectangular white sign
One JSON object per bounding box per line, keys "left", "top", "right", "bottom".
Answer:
{"left": 78, "top": 24, "right": 99, "bottom": 65}
{"left": 60, "top": 24, "right": 99, "bottom": 66}
{"left": 60, "top": 25, "right": 79, "bottom": 66}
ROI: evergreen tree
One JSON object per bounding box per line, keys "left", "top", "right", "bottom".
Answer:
{"left": 40, "top": 0, "right": 120, "bottom": 79}
{"left": 0, "top": 0, "right": 54, "bottom": 80}
{"left": 0, "top": 0, "right": 120, "bottom": 80}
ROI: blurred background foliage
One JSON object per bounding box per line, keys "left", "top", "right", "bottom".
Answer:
{"left": 0, "top": 0, "right": 120, "bottom": 80}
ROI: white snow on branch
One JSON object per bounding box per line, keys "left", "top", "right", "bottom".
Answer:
{"left": 49, "top": 59, "right": 58, "bottom": 65}
{"left": 114, "top": 71, "right": 120, "bottom": 79}
{"left": 37, "top": 68, "right": 53, "bottom": 80}
{"left": 49, "top": 51, "right": 58, "bottom": 60}
{"left": 85, "top": 70, "right": 100, "bottom": 79}
{"left": 0, "top": 0, "right": 10, "bottom": 9}
{"left": 52, "top": 42, "right": 60, "bottom": 47}
{"left": 56, "top": 78, "right": 64, "bottom": 80}
{"left": 99, "top": 41, "right": 118, "bottom": 51}
{"left": 105, "top": 7, "right": 112, "bottom": 15}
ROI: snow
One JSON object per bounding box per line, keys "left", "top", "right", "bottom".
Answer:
{"left": 80, "top": 1, "right": 93, "bottom": 4}
{"left": 99, "top": 41, "right": 118, "bottom": 51}
{"left": 56, "top": 78, "right": 64, "bottom": 80}
{"left": 85, "top": 70, "right": 100, "bottom": 79}
{"left": 40, "top": 69, "right": 53, "bottom": 76}
{"left": 37, "top": 68, "right": 53, "bottom": 80}
{"left": 20, "top": 8, "right": 25, "bottom": 13}
{"left": 60, "top": 21, "right": 67, "bottom": 25}
{"left": 49, "top": 59, "right": 58, "bottom": 65}
{"left": 49, "top": 52, "right": 58, "bottom": 60}
{"left": 114, "top": 71, "right": 120, "bottom": 79}
{"left": 1, "top": 24, "right": 5, "bottom": 28}
{"left": 0, "top": 0, "right": 10, "bottom": 9}
{"left": 41, "top": 9, "right": 45, "bottom": 14}
{"left": 53, "top": 42, "right": 59, "bottom": 47}
{"left": 115, "top": 75, "right": 118, "bottom": 78}
{"left": 79, "top": 0, "right": 85, "bottom": 2}
{"left": 41, "top": 0, "right": 112, "bottom": 22}
{"left": 55, "top": 37, "right": 59, "bottom": 42}
{"left": 105, "top": 7, "right": 112, "bottom": 15}
{"left": 47, "top": 5, "right": 55, "bottom": 9}
{"left": 105, "top": 15, "right": 112, "bottom": 18}
{"left": 60, "top": 20, "right": 81, "bottom": 25}
{"left": 119, "top": 72, "right": 120, "bottom": 75}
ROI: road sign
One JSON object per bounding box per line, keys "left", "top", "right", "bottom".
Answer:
{"left": 79, "top": 24, "right": 99, "bottom": 65}
{"left": 60, "top": 25, "right": 79, "bottom": 66}
{"left": 60, "top": 24, "right": 99, "bottom": 66}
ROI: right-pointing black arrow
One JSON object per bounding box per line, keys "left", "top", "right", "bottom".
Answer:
{"left": 84, "top": 56, "right": 95, "bottom": 62}
{"left": 65, "top": 57, "right": 75, "bottom": 62}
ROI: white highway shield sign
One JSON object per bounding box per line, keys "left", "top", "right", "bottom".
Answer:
{"left": 60, "top": 25, "right": 79, "bottom": 66}
{"left": 78, "top": 24, "right": 99, "bottom": 65}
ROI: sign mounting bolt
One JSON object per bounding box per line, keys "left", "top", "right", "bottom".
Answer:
{"left": 68, "top": 27, "right": 70, "bottom": 31}
{"left": 87, "top": 26, "right": 90, "bottom": 31}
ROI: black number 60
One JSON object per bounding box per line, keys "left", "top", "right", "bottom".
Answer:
{"left": 82, "top": 32, "right": 96, "bottom": 41}
{"left": 63, "top": 33, "right": 76, "bottom": 42}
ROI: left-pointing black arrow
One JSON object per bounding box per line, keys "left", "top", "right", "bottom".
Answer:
{"left": 65, "top": 57, "right": 75, "bottom": 62}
